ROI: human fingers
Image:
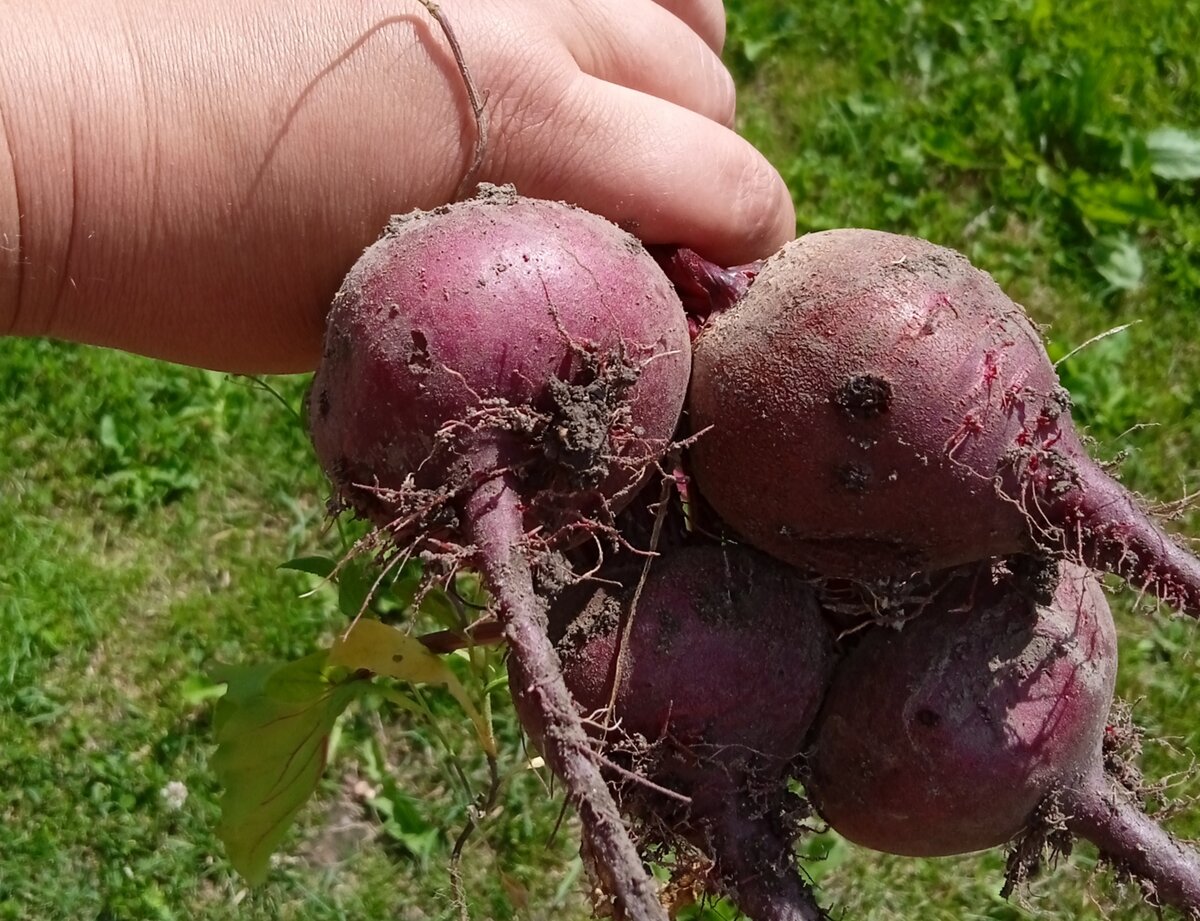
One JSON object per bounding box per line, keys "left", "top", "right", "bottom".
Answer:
{"left": 486, "top": 74, "right": 794, "bottom": 265}
{"left": 562, "top": 0, "right": 735, "bottom": 127}
{"left": 651, "top": 0, "right": 727, "bottom": 52}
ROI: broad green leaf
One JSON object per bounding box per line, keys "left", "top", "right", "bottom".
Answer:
{"left": 331, "top": 619, "right": 495, "bottom": 756}
{"left": 278, "top": 555, "right": 337, "bottom": 579}
{"left": 331, "top": 619, "right": 462, "bottom": 688}
{"left": 337, "top": 557, "right": 377, "bottom": 619}
{"left": 1146, "top": 126, "right": 1200, "bottom": 181}
{"left": 210, "top": 653, "right": 369, "bottom": 884}
{"left": 1091, "top": 235, "right": 1144, "bottom": 291}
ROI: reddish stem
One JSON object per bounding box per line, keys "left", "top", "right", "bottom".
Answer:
{"left": 418, "top": 620, "right": 504, "bottom": 655}
{"left": 463, "top": 469, "right": 665, "bottom": 921}
{"left": 1061, "top": 767, "right": 1200, "bottom": 916}
{"left": 650, "top": 246, "right": 761, "bottom": 332}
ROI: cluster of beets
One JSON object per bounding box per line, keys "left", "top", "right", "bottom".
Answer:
{"left": 308, "top": 187, "right": 1200, "bottom": 921}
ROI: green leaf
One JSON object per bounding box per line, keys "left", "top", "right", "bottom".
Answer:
{"left": 417, "top": 589, "right": 462, "bottom": 631}
{"left": 330, "top": 619, "right": 496, "bottom": 757}
{"left": 278, "top": 556, "right": 337, "bottom": 579}
{"left": 921, "top": 127, "right": 989, "bottom": 169}
{"left": 453, "top": 570, "right": 490, "bottom": 609}
{"left": 740, "top": 36, "right": 774, "bottom": 63}
{"left": 371, "top": 779, "right": 441, "bottom": 866}
{"left": 1146, "top": 126, "right": 1200, "bottom": 181}
{"left": 210, "top": 653, "right": 369, "bottom": 885}
{"left": 386, "top": 560, "right": 425, "bottom": 610}
{"left": 179, "top": 673, "right": 228, "bottom": 707}
{"left": 1067, "top": 174, "right": 1161, "bottom": 226}
{"left": 97, "top": 414, "right": 122, "bottom": 453}
{"left": 337, "top": 558, "right": 377, "bottom": 620}
{"left": 1091, "top": 235, "right": 1144, "bottom": 290}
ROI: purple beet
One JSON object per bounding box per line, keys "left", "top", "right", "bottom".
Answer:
{"left": 666, "top": 231, "right": 1200, "bottom": 617}
{"left": 512, "top": 544, "right": 837, "bottom": 921}
{"left": 309, "top": 186, "right": 692, "bottom": 921}
{"left": 807, "top": 559, "right": 1200, "bottom": 915}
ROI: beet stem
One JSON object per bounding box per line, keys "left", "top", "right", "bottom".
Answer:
{"left": 463, "top": 471, "right": 665, "bottom": 921}
{"left": 649, "top": 246, "right": 761, "bottom": 326}
{"left": 1062, "top": 767, "right": 1200, "bottom": 916}
{"left": 417, "top": 620, "right": 504, "bottom": 655}
{"left": 712, "top": 795, "right": 828, "bottom": 921}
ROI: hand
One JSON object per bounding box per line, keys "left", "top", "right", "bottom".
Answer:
{"left": 0, "top": 0, "right": 794, "bottom": 372}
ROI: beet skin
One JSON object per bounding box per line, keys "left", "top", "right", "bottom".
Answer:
{"left": 686, "top": 229, "right": 1200, "bottom": 615}
{"left": 309, "top": 187, "right": 692, "bottom": 921}
{"left": 311, "top": 184, "right": 691, "bottom": 539}
{"left": 808, "top": 561, "right": 1117, "bottom": 857}
{"left": 512, "top": 544, "right": 837, "bottom": 921}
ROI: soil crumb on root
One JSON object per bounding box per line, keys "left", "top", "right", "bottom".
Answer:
{"left": 834, "top": 373, "right": 893, "bottom": 420}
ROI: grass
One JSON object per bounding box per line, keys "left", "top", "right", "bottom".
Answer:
{"left": 2, "top": 1, "right": 1199, "bottom": 918}
{"left": 0, "top": 345, "right": 585, "bottom": 920}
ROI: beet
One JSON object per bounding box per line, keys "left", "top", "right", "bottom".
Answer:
{"left": 807, "top": 560, "right": 1200, "bottom": 914}
{"left": 312, "top": 186, "right": 690, "bottom": 538}
{"left": 511, "top": 544, "right": 836, "bottom": 921}
{"left": 533, "top": 545, "right": 835, "bottom": 785}
{"left": 808, "top": 561, "right": 1118, "bottom": 857}
{"left": 677, "top": 230, "right": 1200, "bottom": 616}
{"left": 309, "top": 186, "right": 691, "bottom": 921}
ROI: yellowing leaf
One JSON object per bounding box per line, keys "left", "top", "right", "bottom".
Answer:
{"left": 210, "top": 653, "right": 369, "bottom": 885}
{"left": 331, "top": 619, "right": 495, "bottom": 756}
{"left": 331, "top": 618, "right": 457, "bottom": 684}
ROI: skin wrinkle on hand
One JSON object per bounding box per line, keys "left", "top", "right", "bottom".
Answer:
{"left": 0, "top": 0, "right": 146, "bottom": 343}
{"left": 4, "top": 1, "right": 462, "bottom": 370}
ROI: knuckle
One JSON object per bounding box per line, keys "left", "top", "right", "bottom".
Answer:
{"left": 487, "top": 74, "right": 597, "bottom": 194}
{"left": 658, "top": 0, "right": 727, "bottom": 51}
{"left": 729, "top": 154, "right": 791, "bottom": 250}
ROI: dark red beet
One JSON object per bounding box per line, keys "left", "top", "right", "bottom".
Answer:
{"left": 807, "top": 560, "right": 1200, "bottom": 915}
{"left": 309, "top": 187, "right": 691, "bottom": 921}
{"left": 539, "top": 545, "right": 834, "bottom": 780}
{"left": 512, "top": 544, "right": 836, "bottom": 921}
{"left": 809, "top": 561, "right": 1117, "bottom": 857}
{"left": 679, "top": 230, "right": 1200, "bottom": 616}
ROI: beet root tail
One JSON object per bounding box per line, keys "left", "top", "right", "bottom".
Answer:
{"left": 1046, "top": 457, "right": 1200, "bottom": 618}
{"left": 709, "top": 793, "right": 828, "bottom": 921}
{"left": 464, "top": 471, "right": 665, "bottom": 921}
{"left": 1062, "top": 767, "right": 1200, "bottom": 916}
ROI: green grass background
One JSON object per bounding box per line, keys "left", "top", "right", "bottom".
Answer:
{"left": 3, "top": 1, "right": 1200, "bottom": 918}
